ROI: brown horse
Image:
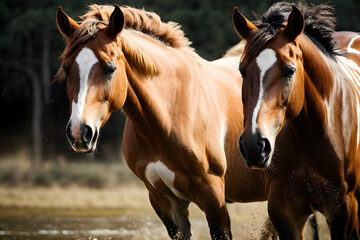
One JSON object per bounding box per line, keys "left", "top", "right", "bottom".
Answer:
{"left": 233, "top": 2, "right": 360, "bottom": 239}
{"left": 55, "top": 4, "right": 268, "bottom": 239}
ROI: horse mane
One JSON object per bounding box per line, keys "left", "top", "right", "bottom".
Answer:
{"left": 244, "top": 2, "right": 336, "bottom": 60}
{"left": 55, "top": 5, "right": 192, "bottom": 82}
{"left": 81, "top": 5, "right": 192, "bottom": 49}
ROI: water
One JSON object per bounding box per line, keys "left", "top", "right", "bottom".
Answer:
{"left": 0, "top": 203, "right": 271, "bottom": 240}
{"left": 0, "top": 186, "right": 270, "bottom": 239}
{"left": 0, "top": 215, "right": 169, "bottom": 240}
{"left": 0, "top": 204, "right": 329, "bottom": 239}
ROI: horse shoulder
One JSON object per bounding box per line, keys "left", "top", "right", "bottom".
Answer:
{"left": 122, "top": 119, "right": 157, "bottom": 181}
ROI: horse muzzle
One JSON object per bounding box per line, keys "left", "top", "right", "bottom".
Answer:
{"left": 66, "top": 121, "right": 98, "bottom": 153}
{"left": 238, "top": 131, "right": 271, "bottom": 169}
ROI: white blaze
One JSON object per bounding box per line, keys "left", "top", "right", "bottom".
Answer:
{"left": 251, "top": 48, "right": 277, "bottom": 134}
{"left": 71, "top": 48, "right": 98, "bottom": 125}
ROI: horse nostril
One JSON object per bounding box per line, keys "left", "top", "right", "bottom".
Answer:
{"left": 239, "top": 135, "right": 247, "bottom": 158}
{"left": 258, "top": 138, "right": 271, "bottom": 157}
{"left": 264, "top": 138, "right": 271, "bottom": 155}
{"left": 82, "top": 125, "right": 93, "bottom": 143}
{"left": 258, "top": 138, "right": 265, "bottom": 155}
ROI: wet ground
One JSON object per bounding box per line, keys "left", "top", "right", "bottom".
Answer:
{"left": 0, "top": 213, "right": 168, "bottom": 240}
{"left": 0, "top": 186, "right": 330, "bottom": 240}
{"left": 0, "top": 204, "right": 270, "bottom": 240}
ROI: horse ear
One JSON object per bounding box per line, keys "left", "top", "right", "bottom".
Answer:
{"left": 232, "top": 7, "right": 258, "bottom": 40}
{"left": 284, "top": 5, "right": 304, "bottom": 42}
{"left": 106, "top": 4, "right": 125, "bottom": 39}
{"left": 56, "top": 6, "right": 79, "bottom": 37}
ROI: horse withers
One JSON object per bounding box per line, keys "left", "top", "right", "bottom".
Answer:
{"left": 55, "top": 4, "right": 268, "bottom": 239}
{"left": 233, "top": 2, "right": 360, "bottom": 239}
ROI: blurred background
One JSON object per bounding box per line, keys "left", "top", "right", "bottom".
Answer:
{"left": 0, "top": 0, "right": 358, "bottom": 239}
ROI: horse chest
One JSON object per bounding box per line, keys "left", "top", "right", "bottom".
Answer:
{"left": 282, "top": 169, "right": 336, "bottom": 209}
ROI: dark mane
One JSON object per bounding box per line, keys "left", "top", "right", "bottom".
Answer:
{"left": 300, "top": 2, "right": 336, "bottom": 54}
{"left": 244, "top": 2, "right": 336, "bottom": 60}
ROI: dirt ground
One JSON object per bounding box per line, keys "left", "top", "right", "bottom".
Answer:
{"left": 0, "top": 185, "right": 330, "bottom": 240}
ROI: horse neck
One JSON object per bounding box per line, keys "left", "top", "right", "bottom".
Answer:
{"left": 120, "top": 32, "right": 190, "bottom": 140}
{"left": 122, "top": 59, "right": 172, "bottom": 140}
{"left": 294, "top": 34, "right": 357, "bottom": 157}
{"left": 300, "top": 35, "right": 336, "bottom": 103}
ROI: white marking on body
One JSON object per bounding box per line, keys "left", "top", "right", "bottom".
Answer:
{"left": 145, "top": 161, "right": 188, "bottom": 200}
{"left": 341, "top": 84, "right": 351, "bottom": 152}
{"left": 220, "top": 122, "right": 227, "bottom": 150}
{"left": 323, "top": 74, "right": 337, "bottom": 135}
{"left": 347, "top": 35, "right": 360, "bottom": 55}
{"left": 252, "top": 49, "right": 277, "bottom": 134}
{"left": 336, "top": 55, "right": 360, "bottom": 149}
{"left": 70, "top": 48, "right": 98, "bottom": 126}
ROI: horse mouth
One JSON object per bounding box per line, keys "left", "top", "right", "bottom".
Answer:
{"left": 257, "top": 156, "right": 271, "bottom": 169}
{"left": 71, "top": 143, "right": 95, "bottom": 153}
{"left": 245, "top": 155, "right": 271, "bottom": 170}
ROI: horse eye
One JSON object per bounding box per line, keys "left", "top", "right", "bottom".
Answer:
{"left": 105, "top": 64, "right": 116, "bottom": 75}
{"left": 286, "top": 65, "right": 296, "bottom": 78}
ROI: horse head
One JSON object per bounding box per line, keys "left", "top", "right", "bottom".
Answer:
{"left": 233, "top": 5, "right": 305, "bottom": 168}
{"left": 56, "top": 5, "right": 127, "bottom": 152}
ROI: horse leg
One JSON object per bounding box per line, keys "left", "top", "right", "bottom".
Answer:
{"left": 326, "top": 200, "right": 347, "bottom": 239}
{"left": 327, "top": 193, "right": 359, "bottom": 240}
{"left": 194, "top": 174, "right": 232, "bottom": 240}
{"left": 267, "top": 183, "right": 310, "bottom": 240}
{"left": 148, "top": 186, "right": 191, "bottom": 240}
{"left": 205, "top": 205, "right": 232, "bottom": 240}
{"left": 348, "top": 193, "right": 359, "bottom": 239}
{"left": 352, "top": 187, "right": 360, "bottom": 239}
